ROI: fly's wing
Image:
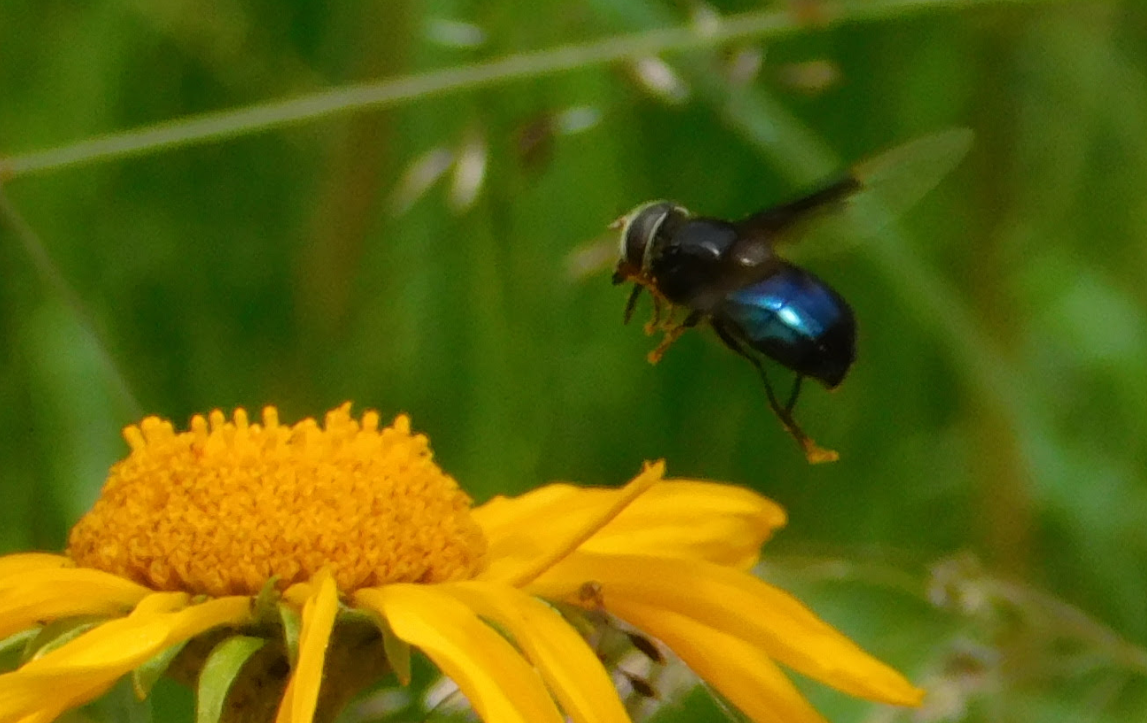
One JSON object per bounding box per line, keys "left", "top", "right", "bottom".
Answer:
{"left": 730, "top": 127, "right": 974, "bottom": 266}
{"left": 844, "top": 126, "right": 974, "bottom": 236}
{"left": 564, "top": 229, "right": 619, "bottom": 282}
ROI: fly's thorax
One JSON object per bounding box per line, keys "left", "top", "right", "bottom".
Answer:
{"left": 646, "top": 216, "right": 743, "bottom": 306}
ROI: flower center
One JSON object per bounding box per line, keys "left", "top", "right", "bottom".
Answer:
{"left": 67, "top": 404, "right": 487, "bottom": 596}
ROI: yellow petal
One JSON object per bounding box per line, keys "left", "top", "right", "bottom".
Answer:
{"left": 476, "top": 463, "right": 663, "bottom": 585}
{"left": 276, "top": 570, "right": 338, "bottom": 723}
{"left": 25, "top": 595, "right": 249, "bottom": 671}
{"left": 0, "top": 667, "right": 127, "bottom": 723}
{"left": 612, "top": 601, "right": 828, "bottom": 723}
{"left": 130, "top": 592, "right": 191, "bottom": 617}
{"left": 473, "top": 484, "right": 587, "bottom": 539}
{"left": 475, "top": 475, "right": 779, "bottom": 574}
{"left": 441, "top": 581, "right": 631, "bottom": 723}
{"left": 282, "top": 581, "right": 313, "bottom": 608}
{"left": 529, "top": 553, "right": 923, "bottom": 706}
{"left": 473, "top": 463, "right": 665, "bottom": 544}
{"left": 355, "top": 584, "right": 564, "bottom": 723}
{"left": 0, "top": 596, "right": 250, "bottom": 722}
{"left": 0, "top": 568, "right": 153, "bottom": 640}
{"left": 578, "top": 481, "right": 786, "bottom": 569}
{"left": 0, "top": 554, "right": 71, "bottom": 581}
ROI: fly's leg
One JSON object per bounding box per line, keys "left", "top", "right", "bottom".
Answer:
{"left": 623, "top": 280, "right": 695, "bottom": 364}
{"left": 712, "top": 322, "right": 838, "bottom": 464}
{"left": 643, "top": 294, "right": 664, "bottom": 335}
{"left": 647, "top": 310, "right": 701, "bottom": 365}
{"left": 784, "top": 375, "right": 804, "bottom": 415}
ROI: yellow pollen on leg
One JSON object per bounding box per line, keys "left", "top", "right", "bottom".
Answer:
{"left": 67, "top": 404, "right": 487, "bottom": 596}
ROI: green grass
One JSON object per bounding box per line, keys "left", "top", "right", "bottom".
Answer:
{"left": 3, "top": 0, "right": 1147, "bottom": 720}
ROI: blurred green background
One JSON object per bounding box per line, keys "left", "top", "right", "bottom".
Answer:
{"left": 2, "top": 0, "right": 1146, "bottom": 721}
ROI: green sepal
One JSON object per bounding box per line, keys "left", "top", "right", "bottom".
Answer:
{"left": 354, "top": 608, "right": 411, "bottom": 685}
{"left": 24, "top": 616, "right": 104, "bottom": 662}
{"left": 251, "top": 576, "right": 281, "bottom": 626}
{"left": 132, "top": 638, "right": 190, "bottom": 700}
{"left": 118, "top": 675, "right": 156, "bottom": 723}
{"left": 334, "top": 605, "right": 375, "bottom": 626}
{"left": 382, "top": 623, "right": 412, "bottom": 686}
{"left": 0, "top": 628, "right": 40, "bottom": 670}
{"left": 195, "top": 635, "right": 266, "bottom": 723}
{"left": 278, "top": 603, "right": 301, "bottom": 668}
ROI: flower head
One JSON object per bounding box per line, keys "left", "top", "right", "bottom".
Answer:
{"left": 0, "top": 404, "right": 923, "bottom": 723}
{"left": 67, "top": 406, "right": 485, "bottom": 595}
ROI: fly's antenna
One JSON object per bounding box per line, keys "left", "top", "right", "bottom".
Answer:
{"left": 623, "top": 284, "right": 643, "bottom": 324}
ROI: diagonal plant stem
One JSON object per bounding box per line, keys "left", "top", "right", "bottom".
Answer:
{"left": 0, "top": 186, "right": 142, "bottom": 417}
{"left": 0, "top": 0, "right": 1083, "bottom": 180}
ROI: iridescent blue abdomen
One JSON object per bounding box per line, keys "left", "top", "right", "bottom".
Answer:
{"left": 717, "top": 262, "right": 856, "bottom": 388}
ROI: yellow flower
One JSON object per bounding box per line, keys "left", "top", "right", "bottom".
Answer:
{"left": 0, "top": 404, "right": 922, "bottom": 723}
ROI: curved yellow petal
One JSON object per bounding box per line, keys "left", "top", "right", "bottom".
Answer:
{"left": 130, "top": 592, "right": 190, "bottom": 617}
{"left": 474, "top": 476, "right": 780, "bottom": 574}
{"left": 579, "top": 481, "right": 786, "bottom": 569}
{"left": 441, "top": 581, "right": 631, "bottom": 723}
{"left": 276, "top": 571, "right": 338, "bottom": 723}
{"left": 612, "top": 601, "right": 828, "bottom": 723}
{"left": 0, "top": 595, "right": 250, "bottom": 722}
{"left": 354, "top": 584, "right": 564, "bottom": 723}
{"left": 0, "top": 568, "right": 153, "bottom": 639}
{"left": 472, "top": 485, "right": 584, "bottom": 584}
{"left": 473, "top": 484, "right": 585, "bottom": 539}
{"left": 0, "top": 668, "right": 126, "bottom": 723}
{"left": 529, "top": 553, "right": 922, "bottom": 706}
{"left": 17, "top": 710, "right": 58, "bottom": 723}
{"left": 474, "top": 464, "right": 665, "bottom": 548}
{"left": 282, "top": 581, "right": 314, "bottom": 608}
{"left": 476, "top": 463, "right": 662, "bottom": 585}
{"left": 25, "top": 595, "right": 250, "bottom": 671}
{"left": 0, "top": 554, "right": 71, "bottom": 581}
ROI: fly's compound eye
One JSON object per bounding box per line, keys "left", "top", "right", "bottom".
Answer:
{"left": 612, "top": 201, "right": 684, "bottom": 283}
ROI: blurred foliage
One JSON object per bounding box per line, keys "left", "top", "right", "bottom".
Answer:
{"left": 3, "top": 0, "right": 1147, "bottom": 721}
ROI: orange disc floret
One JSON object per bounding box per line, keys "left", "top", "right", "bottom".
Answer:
{"left": 67, "top": 403, "right": 487, "bottom": 596}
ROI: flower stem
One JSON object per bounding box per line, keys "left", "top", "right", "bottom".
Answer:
{"left": 0, "top": 186, "right": 142, "bottom": 418}
{"left": 0, "top": 0, "right": 1080, "bottom": 180}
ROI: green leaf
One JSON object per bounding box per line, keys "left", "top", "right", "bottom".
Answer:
{"left": 24, "top": 617, "right": 104, "bottom": 662}
{"left": 0, "top": 628, "right": 40, "bottom": 670}
{"left": 252, "top": 577, "right": 282, "bottom": 625}
{"left": 354, "top": 609, "right": 411, "bottom": 685}
{"left": 132, "top": 638, "right": 190, "bottom": 700}
{"left": 196, "top": 635, "right": 266, "bottom": 723}
{"left": 382, "top": 625, "right": 412, "bottom": 686}
{"left": 278, "top": 603, "right": 301, "bottom": 668}
{"left": 118, "top": 676, "right": 156, "bottom": 723}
